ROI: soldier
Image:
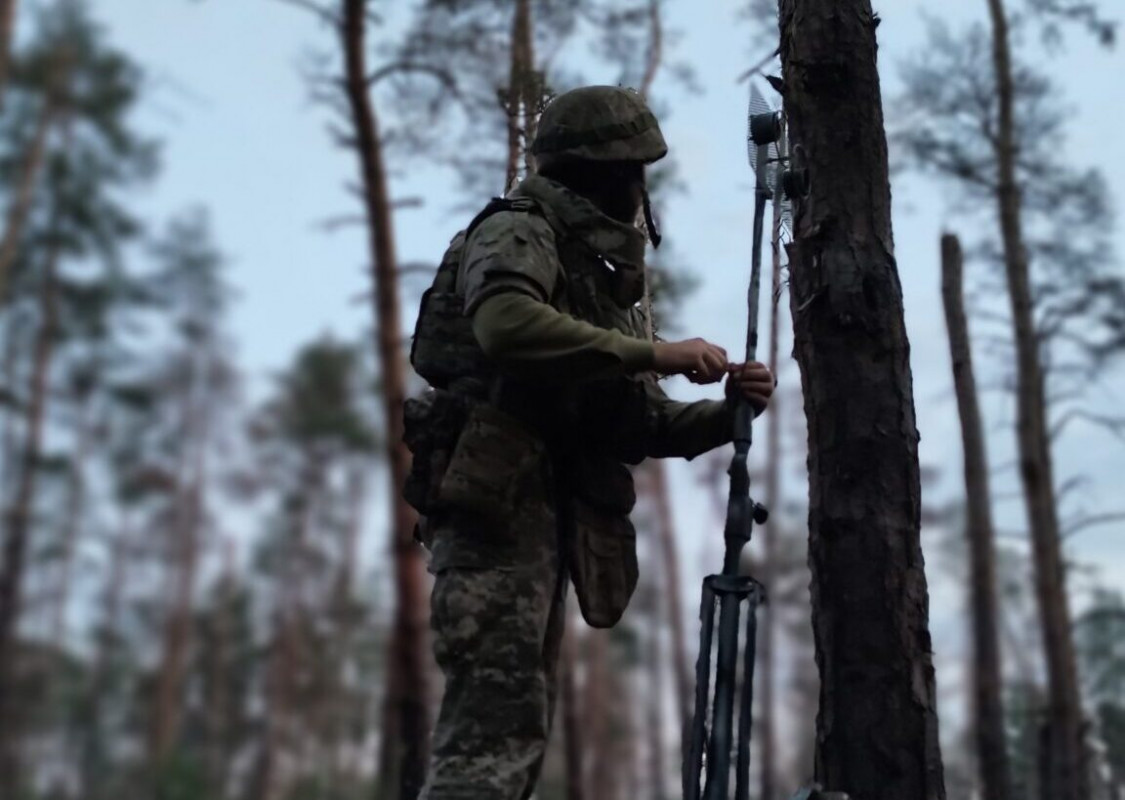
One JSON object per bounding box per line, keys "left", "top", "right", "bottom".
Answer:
{"left": 406, "top": 85, "right": 775, "bottom": 800}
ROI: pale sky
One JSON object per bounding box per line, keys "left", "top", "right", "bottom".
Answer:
{"left": 90, "top": 0, "right": 1125, "bottom": 746}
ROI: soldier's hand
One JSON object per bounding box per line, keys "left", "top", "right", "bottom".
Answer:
{"left": 652, "top": 338, "right": 728, "bottom": 384}
{"left": 725, "top": 362, "right": 775, "bottom": 413}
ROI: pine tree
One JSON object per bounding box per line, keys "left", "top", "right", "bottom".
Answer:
{"left": 778, "top": 0, "right": 946, "bottom": 796}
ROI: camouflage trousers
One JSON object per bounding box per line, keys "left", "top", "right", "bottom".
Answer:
{"left": 420, "top": 506, "right": 567, "bottom": 800}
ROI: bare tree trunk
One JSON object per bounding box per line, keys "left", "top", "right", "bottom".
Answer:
{"left": 941, "top": 233, "right": 1013, "bottom": 800}
{"left": 49, "top": 391, "right": 94, "bottom": 645}
{"left": 206, "top": 538, "right": 237, "bottom": 798}
{"left": 638, "top": 0, "right": 663, "bottom": 99}
{"left": 648, "top": 462, "right": 692, "bottom": 739}
{"left": 586, "top": 628, "right": 611, "bottom": 800}
{"left": 150, "top": 366, "right": 210, "bottom": 773}
{"left": 81, "top": 513, "right": 132, "bottom": 800}
{"left": 778, "top": 1, "right": 945, "bottom": 797}
{"left": 505, "top": 0, "right": 533, "bottom": 191}
{"left": 340, "top": 4, "right": 429, "bottom": 798}
{"left": 0, "top": 100, "right": 53, "bottom": 304}
{"left": 646, "top": 607, "right": 666, "bottom": 800}
{"left": 0, "top": 0, "right": 18, "bottom": 105}
{"left": 982, "top": 2, "right": 1087, "bottom": 798}
{"left": 516, "top": 0, "right": 537, "bottom": 178}
{"left": 561, "top": 610, "right": 585, "bottom": 800}
{"left": 758, "top": 124, "right": 787, "bottom": 800}
{"left": 330, "top": 461, "right": 366, "bottom": 783}
{"left": 0, "top": 240, "right": 60, "bottom": 792}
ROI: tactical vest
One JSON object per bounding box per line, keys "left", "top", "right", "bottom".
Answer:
{"left": 404, "top": 195, "right": 649, "bottom": 627}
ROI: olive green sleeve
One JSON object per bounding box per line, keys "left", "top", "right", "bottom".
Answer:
{"left": 642, "top": 375, "right": 735, "bottom": 460}
{"left": 472, "top": 292, "right": 655, "bottom": 383}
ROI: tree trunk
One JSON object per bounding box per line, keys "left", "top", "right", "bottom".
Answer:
{"left": 149, "top": 364, "right": 210, "bottom": 773}
{"left": 758, "top": 124, "right": 787, "bottom": 800}
{"left": 340, "top": 4, "right": 429, "bottom": 798}
{"left": 206, "top": 538, "right": 237, "bottom": 798}
{"left": 0, "top": 0, "right": 18, "bottom": 106}
{"left": 81, "top": 512, "right": 132, "bottom": 800}
{"left": 561, "top": 610, "right": 585, "bottom": 800}
{"left": 516, "top": 0, "right": 537, "bottom": 179}
{"left": 149, "top": 479, "right": 204, "bottom": 773}
{"left": 778, "top": 2, "right": 945, "bottom": 798}
{"left": 505, "top": 0, "right": 533, "bottom": 191}
{"left": 638, "top": 0, "right": 663, "bottom": 100}
{"left": 646, "top": 605, "right": 666, "bottom": 800}
{"left": 0, "top": 99, "right": 53, "bottom": 304}
{"left": 585, "top": 628, "right": 611, "bottom": 800}
{"left": 648, "top": 462, "right": 692, "bottom": 740}
{"left": 941, "top": 233, "right": 1013, "bottom": 800}
{"left": 49, "top": 389, "right": 94, "bottom": 645}
{"left": 0, "top": 240, "right": 60, "bottom": 792}
{"left": 983, "top": 2, "right": 1087, "bottom": 798}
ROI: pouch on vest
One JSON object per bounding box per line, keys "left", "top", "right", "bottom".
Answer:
{"left": 438, "top": 403, "right": 546, "bottom": 522}
{"left": 402, "top": 389, "right": 472, "bottom": 517}
{"left": 566, "top": 457, "right": 639, "bottom": 629}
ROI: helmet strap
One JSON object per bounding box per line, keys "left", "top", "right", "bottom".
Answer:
{"left": 642, "top": 189, "right": 662, "bottom": 249}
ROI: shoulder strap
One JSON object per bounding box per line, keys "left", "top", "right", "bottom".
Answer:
{"left": 465, "top": 196, "right": 541, "bottom": 238}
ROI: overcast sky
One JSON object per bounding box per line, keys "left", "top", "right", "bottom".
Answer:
{"left": 90, "top": 0, "right": 1125, "bottom": 741}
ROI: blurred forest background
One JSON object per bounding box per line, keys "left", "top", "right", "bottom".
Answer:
{"left": 0, "top": 1, "right": 1122, "bottom": 799}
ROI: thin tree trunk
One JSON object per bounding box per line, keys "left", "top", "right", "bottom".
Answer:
{"left": 648, "top": 462, "right": 692, "bottom": 738}
{"left": 340, "top": 5, "right": 429, "bottom": 798}
{"left": 638, "top": 0, "right": 663, "bottom": 100}
{"left": 0, "top": 239, "right": 60, "bottom": 792}
{"left": 49, "top": 389, "right": 94, "bottom": 645}
{"left": 82, "top": 512, "right": 132, "bottom": 800}
{"left": 0, "top": 99, "right": 53, "bottom": 304}
{"left": 330, "top": 461, "right": 366, "bottom": 782}
{"left": 646, "top": 603, "right": 666, "bottom": 800}
{"left": 561, "top": 610, "right": 585, "bottom": 800}
{"left": 0, "top": 0, "right": 18, "bottom": 105}
{"left": 585, "top": 628, "right": 611, "bottom": 800}
{"left": 941, "top": 233, "right": 1013, "bottom": 800}
{"left": 206, "top": 537, "right": 237, "bottom": 798}
{"left": 505, "top": 0, "right": 532, "bottom": 191}
{"left": 516, "top": 0, "right": 537, "bottom": 178}
{"left": 758, "top": 124, "right": 787, "bottom": 800}
{"left": 982, "top": 2, "right": 1087, "bottom": 797}
{"left": 150, "top": 365, "right": 210, "bottom": 773}
{"left": 778, "top": 1, "right": 945, "bottom": 797}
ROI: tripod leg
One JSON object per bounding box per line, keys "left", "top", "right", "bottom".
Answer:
{"left": 704, "top": 593, "right": 743, "bottom": 800}
{"left": 684, "top": 581, "right": 716, "bottom": 800}
{"left": 735, "top": 586, "right": 761, "bottom": 800}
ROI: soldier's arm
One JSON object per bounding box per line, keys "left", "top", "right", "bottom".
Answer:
{"left": 462, "top": 212, "right": 655, "bottom": 384}
{"left": 642, "top": 375, "right": 735, "bottom": 460}
{"left": 473, "top": 293, "right": 654, "bottom": 383}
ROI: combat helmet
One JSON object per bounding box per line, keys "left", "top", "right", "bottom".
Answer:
{"left": 531, "top": 85, "right": 668, "bottom": 165}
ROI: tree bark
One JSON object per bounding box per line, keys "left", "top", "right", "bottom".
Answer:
{"left": 758, "top": 124, "right": 787, "bottom": 800}
{"left": 0, "top": 239, "right": 60, "bottom": 793}
{"left": 505, "top": 0, "right": 533, "bottom": 191}
{"left": 941, "top": 233, "right": 1013, "bottom": 800}
{"left": 647, "top": 462, "right": 692, "bottom": 743}
{"left": 778, "top": 2, "right": 945, "bottom": 797}
{"left": 49, "top": 389, "right": 94, "bottom": 645}
{"left": 149, "top": 352, "right": 211, "bottom": 773}
{"left": 585, "top": 628, "right": 611, "bottom": 800}
{"left": 646, "top": 602, "right": 666, "bottom": 800}
{"left": 340, "top": 3, "right": 429, "bottom": 798}
{"left": 0, "top": 99, "right": 54, "bottom": 304}
{"left": 561, "top": 610, "right": 585, "bottom": 800}
{"left": 81, "top": 512, "right": 132, "bottom": 800}
{"left": 0, "top": 0, "right": 18, "bottom": 106}
{"left": 982, "top": 2, "right": 1088, "bottom": 798}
